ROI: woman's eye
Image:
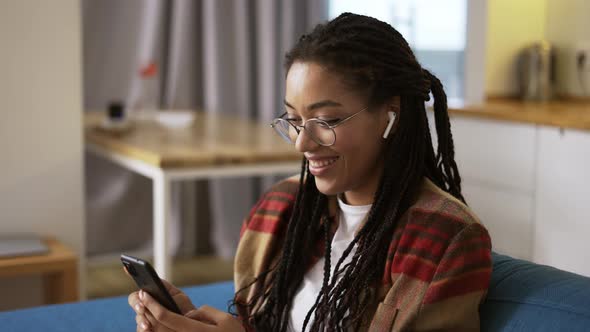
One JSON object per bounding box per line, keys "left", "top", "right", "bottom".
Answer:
{"left": 286, "top": 117, "right": 302, "bottom": 125}
{"left": 320, "top": 118, "right": 341, "bottom": 125}
{"left": 282, "top": 112, "right": 299, "bottom": 120}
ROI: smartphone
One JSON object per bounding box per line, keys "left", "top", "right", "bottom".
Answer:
{"left": 120, "top": 254, "right": 182, "bottom": 314}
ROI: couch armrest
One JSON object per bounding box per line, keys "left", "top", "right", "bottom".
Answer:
{"left": 480, "top": 253, "right": 590, "bottom": 331}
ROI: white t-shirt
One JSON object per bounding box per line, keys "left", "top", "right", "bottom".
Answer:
{"left": 289, "top": 197, "right": 371, "bottom": 332}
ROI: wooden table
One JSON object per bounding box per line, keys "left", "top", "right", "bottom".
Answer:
{"left": 85, "top": 111, "right": 301, "bottom": 279}
{"left": 0, "top": 238, "right": 78, "bottom": 304}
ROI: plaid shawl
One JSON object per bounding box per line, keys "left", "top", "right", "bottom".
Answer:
{"left": 234, "top": 176, "right": 492, "bottom": 331}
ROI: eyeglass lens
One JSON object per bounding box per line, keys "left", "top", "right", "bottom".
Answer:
{"left": 272, "top": 119, "right": 335, "bottom": 146}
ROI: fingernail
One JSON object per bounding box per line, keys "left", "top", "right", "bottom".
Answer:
{"left": 141, "top": 322, "right": 148, "bottom": 330}
{"left": 139, "top": 290, "right": 144, "bottom": 300}
{"left": 135, "top": 303, "right": 141, "bottom": 312}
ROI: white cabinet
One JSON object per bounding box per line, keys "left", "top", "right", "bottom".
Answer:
{"left": 534, "top": 126, "right": 590, "bottom": 276}
{"left": 450, "top": 116, "right": 537, "bottom": 194}
{"left": 447, "top": 116, "right": 537, "bottom": 260}
{"left": 461, "top": 183, "right": 535, "bottom": 260}
{"left": 430, "top": 113, "right": 590, "bottom": 274}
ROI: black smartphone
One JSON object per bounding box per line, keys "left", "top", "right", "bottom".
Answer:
{"left": 120, "top": 254, "right": 182, "bottom": 314}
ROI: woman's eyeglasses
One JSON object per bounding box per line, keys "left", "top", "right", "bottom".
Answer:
{"left": 270, "top": 107, "right": 367, "bottom": 146}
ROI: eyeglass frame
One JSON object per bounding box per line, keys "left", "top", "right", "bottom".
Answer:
{"left": 270, "top": 106, "right": 368, "bottom": 146}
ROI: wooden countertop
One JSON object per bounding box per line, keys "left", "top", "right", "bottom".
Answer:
{"left": 85, "top": 111, "right": 302, "bottom": 169}
{"left": 446, "top": 99, "right": 590, "bottom": 131}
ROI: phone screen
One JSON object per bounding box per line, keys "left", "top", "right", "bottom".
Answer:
{"left": 121, "top": 254, "right": 182, "bottom": 314}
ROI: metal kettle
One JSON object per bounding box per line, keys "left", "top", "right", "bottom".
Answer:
{"left": 517, "top": 41, "right": 556, "bottom": 101}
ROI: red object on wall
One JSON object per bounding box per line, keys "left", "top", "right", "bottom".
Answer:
{"left": 140, "top": 62, "right": 157, "bottom": 78}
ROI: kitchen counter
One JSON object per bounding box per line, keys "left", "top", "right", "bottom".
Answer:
{"left": 445, "top": 98, "right": 590, "bottom": 131}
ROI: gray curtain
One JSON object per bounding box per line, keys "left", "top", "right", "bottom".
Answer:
{"left": 83, "top": 0, "right": 327, "bottom": 259}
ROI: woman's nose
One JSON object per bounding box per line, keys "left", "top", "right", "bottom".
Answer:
{"left": 295, "top": 127, "right": 319, "bottom": 153}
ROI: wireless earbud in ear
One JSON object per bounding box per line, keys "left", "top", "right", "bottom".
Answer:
{"left": 382, "top": 111, "right": 396, "bottom": 139}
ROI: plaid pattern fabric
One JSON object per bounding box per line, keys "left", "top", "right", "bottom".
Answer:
{"left": 234, "top": 176, "right": 492, "bottom": 331}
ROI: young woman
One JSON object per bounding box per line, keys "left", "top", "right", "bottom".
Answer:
{"left": 129, "top": 13, "right": 492, "bottom": 332}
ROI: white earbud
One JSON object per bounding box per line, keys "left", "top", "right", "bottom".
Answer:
{"left": 382, "top": 111, "right": 396, "bottom": 139}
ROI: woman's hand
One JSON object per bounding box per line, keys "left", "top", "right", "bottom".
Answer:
{"left": 129, "top": 280, "right": 196, "bottom": 327}
{"left": 129, "top": 279, "right": 194, "bottom": 331}
{"left": 128, "top": 280, "right": 244, "bottom": 331}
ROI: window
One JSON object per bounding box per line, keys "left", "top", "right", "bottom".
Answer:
{"left": 329, "top": 0, "right": 469, "bottom": 102}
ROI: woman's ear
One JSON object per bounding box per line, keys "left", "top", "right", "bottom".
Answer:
{"left": 385, "top": 96, "right": 401, "bottom": 118}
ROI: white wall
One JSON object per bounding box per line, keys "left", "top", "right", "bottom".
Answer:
{"left": 0, "top": 0, "right": 84, "bottom": 310}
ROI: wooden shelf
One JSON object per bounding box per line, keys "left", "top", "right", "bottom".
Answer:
{"left": 0, "top": 237, "right": 78, "bottom": 304}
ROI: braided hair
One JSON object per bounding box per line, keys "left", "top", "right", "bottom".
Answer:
{"left": 233, "top": 12, "right": 464, "bottom": 331}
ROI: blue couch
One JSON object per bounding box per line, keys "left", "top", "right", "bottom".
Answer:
{"left": 1, "top": 253, "right": 589, "bottom": 331}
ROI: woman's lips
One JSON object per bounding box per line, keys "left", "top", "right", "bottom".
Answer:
{"left": 308, "top": 156, "right": 339, "bottom": 176}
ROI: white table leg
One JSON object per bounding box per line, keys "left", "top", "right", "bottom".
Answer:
{"left": 153, "top": 172, "right": 172, "bottom": 280}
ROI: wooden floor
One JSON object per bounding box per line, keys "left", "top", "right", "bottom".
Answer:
{"left": 86, "top": 255, "right": 234, "bottom": 299}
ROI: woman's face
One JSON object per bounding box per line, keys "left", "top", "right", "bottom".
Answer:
{"left": 284, "top": 61, "right": 395, "bottom": 205}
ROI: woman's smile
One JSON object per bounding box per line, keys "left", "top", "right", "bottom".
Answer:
{"left": 306, "top": 155, "right": 340, "bottom": 176}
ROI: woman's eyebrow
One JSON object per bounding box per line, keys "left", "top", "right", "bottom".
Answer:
{"left": 283, "top": 99, "right": 343, "bottom": 112}
{"left": 284, "top": 100, "right": 295, "bottom": 110}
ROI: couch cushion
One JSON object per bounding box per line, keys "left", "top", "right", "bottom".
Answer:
{"left": 0, "top": 281, "right": 236, "bottom": 332}
{"left": 480, "top": 253, "right": 590, "bottom": 331}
